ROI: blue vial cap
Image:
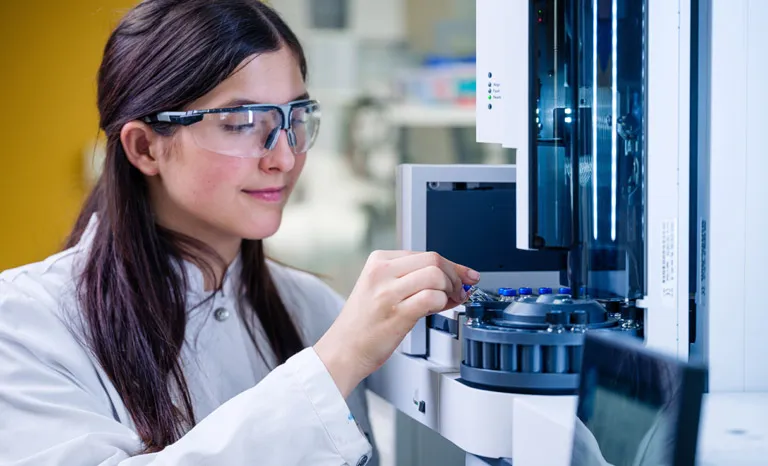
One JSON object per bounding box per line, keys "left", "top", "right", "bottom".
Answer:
{"left": 498, "top": 288, "right": 517, "bottom": 297}
{"left": 539, "top": 287, "right": 553, "bottom": 295}
{"left": 559, "top": 287, "right": 572, "bottom": 295}
{"left": 463, "top": 284, "right": 472, "bottom": 292}
{"left": 518, "top": 287, "right": 533, "bottom": 295}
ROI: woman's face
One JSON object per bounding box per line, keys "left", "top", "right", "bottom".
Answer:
{"left": 142, "top": 48, "right": 308, "bottom": 258}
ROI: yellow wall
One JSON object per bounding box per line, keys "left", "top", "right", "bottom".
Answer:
{"left": 0, "top": 1, "right": 137, "bottom": 270}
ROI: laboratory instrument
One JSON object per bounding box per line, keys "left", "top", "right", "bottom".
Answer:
{"left": 368, "top": 1, "right": 768, "bottom": 465}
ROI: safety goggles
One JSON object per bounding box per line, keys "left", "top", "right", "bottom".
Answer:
{"left": 143, "top": 99, "right": 321, "bottom": 158}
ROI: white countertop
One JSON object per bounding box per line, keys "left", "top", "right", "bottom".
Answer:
{"left": 696, "top": 392, "right": 768, "bottom": 465}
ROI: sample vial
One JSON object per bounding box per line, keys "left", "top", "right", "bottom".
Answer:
{"left": 517, "top": 287, "right": 534, "bottom": 302}
{"left": 463, "top": 284, "right": 494, "bottom": 302}
{"left": 498, "top": 287, "right": 518, "bottom": 302}
{"left": 605, "top": 300, "right": 623, "bottom": 322}
{"left": 621, "top": 306, "right": 641, "bottom": 330}
{"left": 546, "top": 310, "right": 566, "bottom": 333}
{"left": 464, "top": 302, "right": 484, "bottom": 327}
{"left": 570, "top": 310, "right": 588, "bottom": 333}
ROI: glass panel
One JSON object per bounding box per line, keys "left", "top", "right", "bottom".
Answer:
{"left": 528, "top": 0, "right": 646, "bottom": 300}
{"left": 529, "top": 0, "right": 575, "bottom": 250}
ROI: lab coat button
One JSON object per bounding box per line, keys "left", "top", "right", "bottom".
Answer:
{"left": 356, "top": 455, "right": 369, "bottom": 466}
{"left": 213, "top": 307, "right": 230, "bottom": 322}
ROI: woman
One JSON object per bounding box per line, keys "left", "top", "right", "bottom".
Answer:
{"left": 0, "top": 1, "right": 479, "bottom": 464}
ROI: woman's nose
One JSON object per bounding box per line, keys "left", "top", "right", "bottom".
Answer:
{"left": 260, "top": 130, "right": 295, "bottom": 172}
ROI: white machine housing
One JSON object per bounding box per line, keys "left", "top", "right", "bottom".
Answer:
{"left": 693, "top": 0, "right": 768, "bottom": 392}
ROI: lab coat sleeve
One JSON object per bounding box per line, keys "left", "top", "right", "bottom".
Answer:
{"left": 268, "top": 262, "right": 380, "bottom": 466}
{"left": 0, "top": 279, "right": 372, "bottom": 466}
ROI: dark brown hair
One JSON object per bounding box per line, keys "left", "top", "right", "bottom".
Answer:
{"left": 66, "top": 0, "right": 306, "bottom": 452}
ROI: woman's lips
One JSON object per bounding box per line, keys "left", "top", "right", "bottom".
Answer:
{"left": 242, "top": 186, "right": 285, "bottom": 203}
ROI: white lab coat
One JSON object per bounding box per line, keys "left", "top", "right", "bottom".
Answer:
{"left": 0, "top": 217, "right": 375, "bottom": 466}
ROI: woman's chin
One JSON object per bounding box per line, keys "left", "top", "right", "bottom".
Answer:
{"left": 237, "top": 214, "right": 283, "bottom": 241}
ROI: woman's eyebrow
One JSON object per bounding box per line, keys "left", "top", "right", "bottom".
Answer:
{"left": 218, "top": 92, "right": 310, "bottom": 108}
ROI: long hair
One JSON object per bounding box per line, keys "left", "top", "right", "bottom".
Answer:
{"left": 65, "top": 0, "right": 306, "bottom": 452}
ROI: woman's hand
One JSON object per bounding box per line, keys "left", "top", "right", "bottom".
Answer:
{"left": 314, "top": 250, "right": 480, "bottom": 397}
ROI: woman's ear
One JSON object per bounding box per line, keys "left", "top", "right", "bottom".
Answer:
{"left": 120, "top": 121, "right": 165, "bottom": 176}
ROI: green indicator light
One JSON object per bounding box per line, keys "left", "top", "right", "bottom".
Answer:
{"left": 488, "top": 95, "right": 492, "bottom": 100}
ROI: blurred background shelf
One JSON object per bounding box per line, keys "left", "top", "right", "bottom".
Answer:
{"left": 385, "top": 103, "right": 476, "bottom": 127}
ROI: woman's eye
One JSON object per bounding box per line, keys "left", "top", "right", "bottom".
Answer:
{"left": 222, "top": 123, "right": 255, "bottom": 133}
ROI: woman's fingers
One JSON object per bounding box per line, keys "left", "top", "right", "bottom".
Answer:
{"left": 391, "top": 265, "right": 453, "bottom": 302}
{"left": 395, "top": 289, "right": 449, "bottom": 321}
{"left": 388, "top": 252, "right": 475, "bottom": 302}
{"left": 453, "top": 262, "right": 481, "bottom": 285}
{"left": 366, "top": 250, "right": 418, "bottom": 263}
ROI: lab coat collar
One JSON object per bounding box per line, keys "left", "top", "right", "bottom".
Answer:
{"left": 183, "top": 252, "right": 243, "bottom": 301}
{"left": 78, "top": 213, "right": 244, "bottom": 301}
